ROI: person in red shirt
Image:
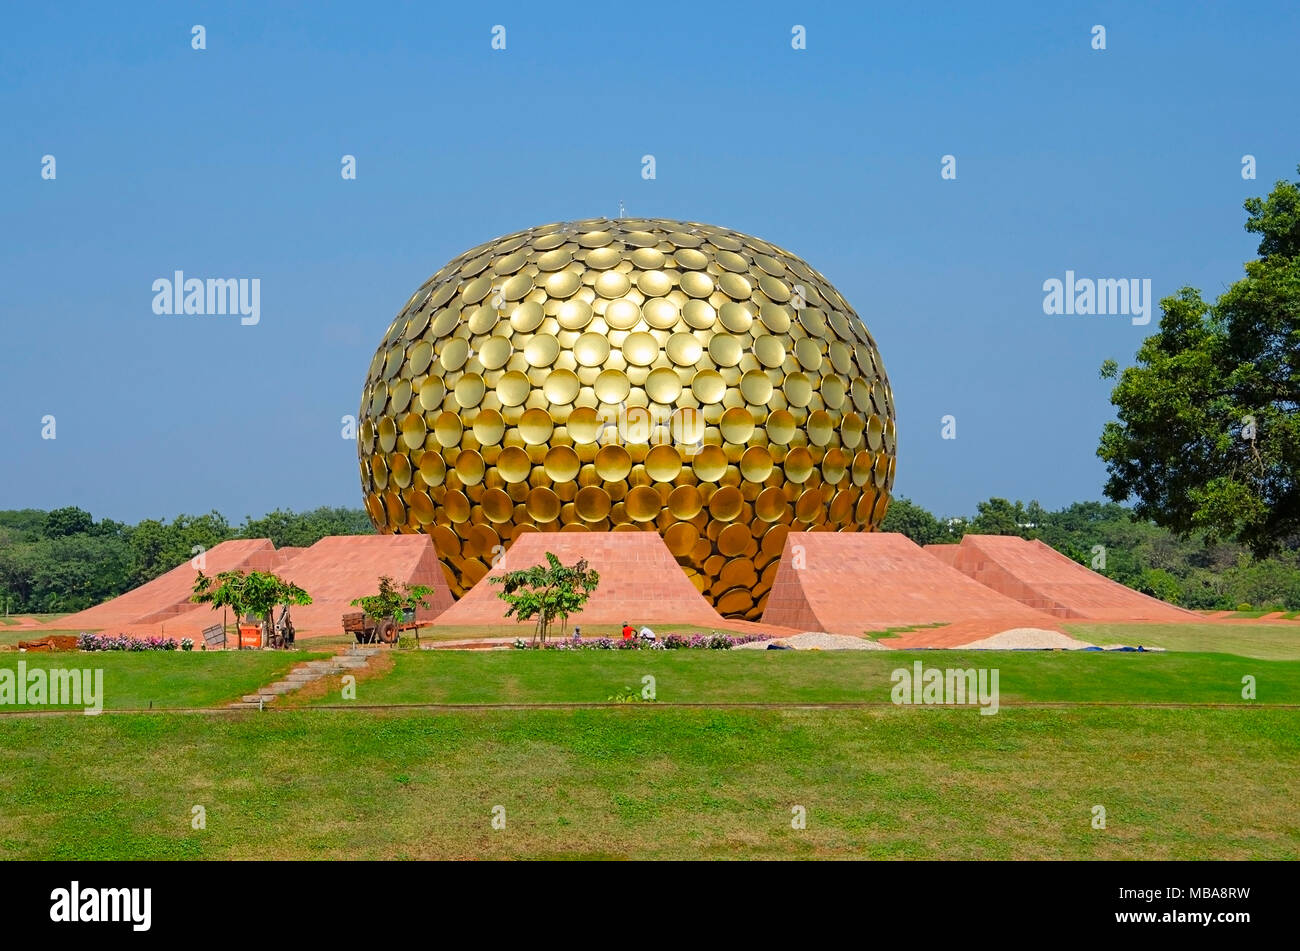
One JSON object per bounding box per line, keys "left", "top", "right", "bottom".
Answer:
{"left": 621, "top": 622, "right": 634, "bottom": 642}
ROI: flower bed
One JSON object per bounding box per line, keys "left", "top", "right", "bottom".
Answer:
{"left": 512, "top": 631, "right": 773, "bottom": 651}
{"left": 76, "top": 633, "right": 193, "bottom": 652}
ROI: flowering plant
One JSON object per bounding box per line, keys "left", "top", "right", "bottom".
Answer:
{"left": 512, "top": 631, "right": 772, "bottom": 651}
{"left": 78, "top": 632, "right": 181, "bottom": 652}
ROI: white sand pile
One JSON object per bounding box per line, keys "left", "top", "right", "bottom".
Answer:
{"left": 733, "top": 631, "right": 890, "bottom": 651}
{"left": 955, "top": 628, "right": 1095, "bottom": 650}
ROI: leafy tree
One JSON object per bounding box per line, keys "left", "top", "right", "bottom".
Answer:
{"left": 126, "top": 511, "right": 232, "bottom": 587}
{"left": 969, "top": 498, "right": 1030, "bottom": 536}
{"left": 351, "top": 575, "right": 435, "bottom": 624}
{"left": 490, "top": 552, "right": 599, "bottom": 645}
{"left": 1099, "top": 169, "right": 1300, "bottom": 554}
{"left": 191, "top": 569, "right": 312, "bottom": 648}
{"left": 0, "top": 510, "right": 51, "bottom": 542}
{"left": 1138, "top": 567, "right": 1184, "bottom": 606}
{"left": 880, "top": 497, "right": 950, "bottom": 545}
{"left": 44, "top": 506, "right": 94, "bottom": 537}
{"left": 239, "top": 507, "right": 375, "bottom": 548}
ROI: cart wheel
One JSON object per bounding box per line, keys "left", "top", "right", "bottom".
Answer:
{"left": 378, "top": 619, "right": 397, "bottom": 644}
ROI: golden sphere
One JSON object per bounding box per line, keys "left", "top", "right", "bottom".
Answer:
{"left": 358, "top": 218, "right": 896, "bottom": 620}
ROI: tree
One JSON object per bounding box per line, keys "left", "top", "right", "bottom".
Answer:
{"left": 240, "top": 507, "right": 375, "bottom": 547}
{"left": 351, "top": 575, "right": 435, "bottom": 642}
{"left": 1099, "top": 168, "right": 1300, "bottom": 554}
{"left": 191, "top": 569, "right": 312, "bottom": 648}
{"left": 490, "top": 552, "right": 599, "bottom": 645}
{"left": 969, "top": 498, "right": 1030, "bottom": 537}
{"left": 44, "top": 506, "right": 93, "bottom": 537}
{"left": 879, "top": 497, "right": 950, "bottom": 545}
{"left": 127, "top": 511, "right": 232, "bottom": 587}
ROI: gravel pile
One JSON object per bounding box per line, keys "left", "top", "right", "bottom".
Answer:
{"left": 734, "top": 631, "right": 890, "bottom": 651}
{"left": 956, "top": 628, "right": 1095, "bottom": 650}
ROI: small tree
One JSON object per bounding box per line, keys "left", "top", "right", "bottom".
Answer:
{"left": 191, "top": 569, "right": 312, "bottom": 648}
{"left": 490, "top": 552, "right": 599, "bottom": 645}
{"left": 352, "top": 575, "right": 435, "bottom": 625}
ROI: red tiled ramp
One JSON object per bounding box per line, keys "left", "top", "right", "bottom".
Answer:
{"left": 933, "top": 535, "right": 1199, "bottom": 621}
{"left": 45, "top": 539, "right": 278, "bottom": 632}
{"left": 167, "top": 534, "right": 454, "bottom": 638}
{"left": 433, "top": 531, "right": 728, "bottom": 629}
{"left": 761, "top": 532, "right": 1055, "bottom": 635}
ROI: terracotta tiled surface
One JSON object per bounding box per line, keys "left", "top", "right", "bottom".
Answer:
{"left": 761, "top": 532, "right": 1056, "bottom": 636}
{"left": 161, "top": 535, "right": 454, "bottom": 638}
{"left": 924, "top": 544, "right": 960, "bottom": 567}
{"left": 41, "top": 535, "right": 454, "bottom": 641}
{"left": 42, "top": 539, "right": 277, "bottom": 632}
{"left": 433, "top": 532, "right": 729, "bottom": 629}
{"left": 933, "top": 535, "right": 1200, "bottom": 621}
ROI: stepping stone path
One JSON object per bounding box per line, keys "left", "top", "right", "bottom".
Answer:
{"left": 228, "top": 647, "right": 382, "bottom": 710}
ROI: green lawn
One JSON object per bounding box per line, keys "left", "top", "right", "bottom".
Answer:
{"left": 0, "top": 651, "right": 327, "bottom": 711}
{"left": 0, "top": 627, "right": 71, "bottom": 648}
{"left": 285, "top": 648, "right": 1300, "bottom": 707}
{"left": 1066, "top": 622, "right": 1300, "bottom": 660}
{"left": 0, "top": 706, "right": 1294, "bottom": 859}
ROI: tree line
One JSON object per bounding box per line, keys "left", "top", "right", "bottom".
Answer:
{"left": 0, "top": 507, "right": 373, "bottom": 614}
{"left": 1, "top": 498, "right": 1295, "bottom": 615}
{"left": 881, "top": 497, "right": 1300, "bottom": 611}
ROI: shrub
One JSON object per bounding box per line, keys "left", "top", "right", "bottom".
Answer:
{"left": 512, "top": 631, "right": 772, "bottom": 651}
{"left": 77, "top": 632, "right": 182, "bottom": 652}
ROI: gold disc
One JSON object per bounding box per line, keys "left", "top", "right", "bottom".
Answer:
{"left": 740, "top": 445, "right": 774, "bottom": 483}
{"left": 472, "top": 408, "right": 505, "bottom": 445}
{"left": 594, "top": 369, "right": 631, "bottom": 403}
{"left": 625, "top": 485, "right": 662, "bottom": 522}
{"left": 526, "top": 486, "right": 561, "bottom": 522}
{"left": 719, "top": 407, "right": 755, "bottom": 444}
{"left": 544, "top": 445, "right": 581, "bottom": 482}
{"left": 644, "top": 444, "right": 683, "bottom": 481}
{"left": 518, "top": 407, "right": 554, "bottom": 445}
{"left": 574, "top": 485, "right": 612, "bottom": 521}
{"left": 667, "top": 484, "right": 704, "bottom": 519}
{"left": 496, "top": 370, "right": 531, "bottom": 406}
{"left": 594, "top": 444, "right": 632, "bottom": 481}
{"left": 497, "top": 446, "right": 533, "bottom": 483}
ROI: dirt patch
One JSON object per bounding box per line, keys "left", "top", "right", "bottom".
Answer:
{"left": 955, "top": 628, "right": 1094, "bottom": 650}
{"left": 17, "top": 635, "right": 80, "bottom": 652}
{"left": 734, "top": 632, "right": 890, "bottom": 651}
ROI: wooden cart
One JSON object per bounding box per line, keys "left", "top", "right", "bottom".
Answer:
{"left": 342, "top": 611, "right": 426, "bottom": 645}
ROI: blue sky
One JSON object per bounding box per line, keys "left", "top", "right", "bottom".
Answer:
{"left": 2, "top": 0, "right": 1297, "bottom": 525}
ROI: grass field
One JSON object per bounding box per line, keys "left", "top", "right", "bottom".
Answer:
{"left": 0, "top": 706, "right": 1294, "bottom": 859}
{"left": 1066, "top": 622, "right": 1300, "bottom": 660}
{"left": 283, "top": 648, "right": 1300, "bottom": 707}
{"left": 0, "top": 625, "right": 77, "bottom": 649}
{"left": 1, "top": 623, "right": 1296, "bottom": 860}
{"left": 0, "top": 651, "right": 326, "bottom": 710}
